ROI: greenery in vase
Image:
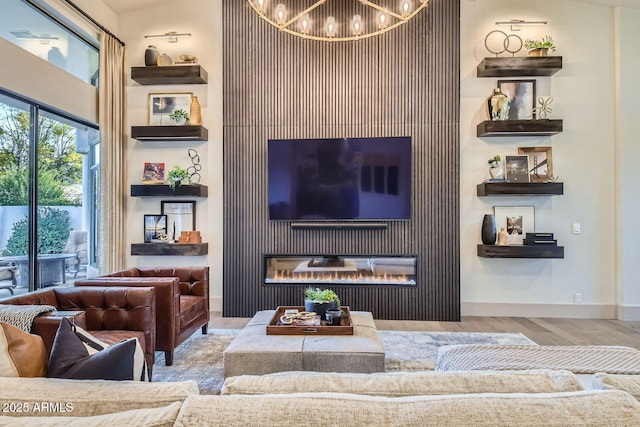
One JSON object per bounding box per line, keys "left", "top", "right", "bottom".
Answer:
{"left": 304, "top": 287, "right": 341, "bottom": 307}
{"left": 168, "top": 109, "right": 189, "bottom": 122}
{"left": 523, "top": 35, "right": 556, "bottom": 52}
{"left": 167, "top": 165, "right": 190, "bottom": 190}
{"left": 488, "top": 155, "right": 501, "bottom": 167}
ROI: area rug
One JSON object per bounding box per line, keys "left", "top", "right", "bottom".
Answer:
{"left": 152, "top": 329, "right": 535, "bottom": 394}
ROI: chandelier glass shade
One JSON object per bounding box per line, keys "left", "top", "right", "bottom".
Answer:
{"left": 247, "top": 0, "right": 430, "bottom": 42}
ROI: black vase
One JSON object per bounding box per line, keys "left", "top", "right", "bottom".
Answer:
{"left": 481, "top": 214, "right": 497, "bottom": 245}
{"left": 304, "top": 300, "right": 337, "bottom": 320}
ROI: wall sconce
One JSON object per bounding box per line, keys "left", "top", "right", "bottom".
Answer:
{"left": 144, "top": 31, "right": 192, "bottom": 43}
{"left": 495, "top": 19, "right": 547, "bottom": 31}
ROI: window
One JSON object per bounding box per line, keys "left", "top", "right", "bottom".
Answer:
{"left": 0, "top": 0, "right": 99, "bottom": 85}
{"left": 0, "top": 89, "right": 99, "bottom": 293}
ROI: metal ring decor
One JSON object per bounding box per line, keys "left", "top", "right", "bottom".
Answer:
{"left": 187, "top": 148, "right": 201, "bottom": 184}
{"left": 484, "top": 30, "right": 523, "bottom": 56}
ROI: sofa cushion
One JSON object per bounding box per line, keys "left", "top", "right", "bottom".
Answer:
{"left": 593, "top": 373, "right": 640, "bottom": 400}
{"left": 47, "top": 318, "right": 147, "bottom": 381}
{"left": 179, "top": 295, "right": 206, "bottom": 329}
{"left": 0, "top": 377, "right": 198, "bottom": 417}
{"left": 176, "top": 390, "right": 640, "bottom": 426}
{"left": 0, "top": 401, "right": 181, "bottom": 426}
{"left": 222, "top": 370, "right": 583, "bottom": 396}
{"left": 0, "top": 322, "right": 47, "bottom": 377}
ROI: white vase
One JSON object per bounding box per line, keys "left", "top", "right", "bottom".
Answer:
{"left": 489, "top": 167, "right": 504, "bottom": 179}
{"left": 173, "top": 117, "right": 186, "bottom": 126}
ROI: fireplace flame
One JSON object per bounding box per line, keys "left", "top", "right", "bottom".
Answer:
{"left": 268, "top": 270, "right": 415, "bottom": 285}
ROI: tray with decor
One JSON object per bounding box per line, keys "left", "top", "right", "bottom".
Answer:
{"left": 266, "top": 306, "right": 353, "bottom": 335}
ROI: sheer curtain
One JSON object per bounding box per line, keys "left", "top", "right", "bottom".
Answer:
{"left": 98, "top": 32, "right": 126, "bottom": 273}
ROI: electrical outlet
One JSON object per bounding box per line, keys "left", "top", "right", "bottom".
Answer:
{"left": 574, "top": 293, "right": 582, "bottom": 304}
{"left": 572, "top": 223, "right": 581, "bottom": 234}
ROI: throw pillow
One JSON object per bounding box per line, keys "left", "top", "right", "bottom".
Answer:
{"left": 0, "top": 322, "right": 46, "bottom": 377}
{"left": 47, "top": 318, "right": 147, "bottom": 381}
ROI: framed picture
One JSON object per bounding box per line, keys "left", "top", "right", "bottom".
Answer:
{"left": 494, "top": 206, "right": 535, "bottom": 245}
{"left": 518, "top": 146, "right": 553, "bottom": 183}
{"left": 144, "top": 214, "right": 168, "bottom": 243}
{"left": 142, "top": 162, "right": 165, "bottom": 184}
{"left": 148, "top": 92, "right": 192, "bottom": 125}
{"left": 505, "top": 155, "right": 530, "bottom": 183}
{"left": 497, "top": 79, "right": 536, "bottom": 120}
{"left": 161, "top": 200, "right": 196, "bottom": 242}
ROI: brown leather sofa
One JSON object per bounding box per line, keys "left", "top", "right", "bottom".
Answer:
{"left": 75, "top": 267, "right": 209, "bottom": 366}
{"left": 0, "top": 286, "right": 156, "bottom": 377}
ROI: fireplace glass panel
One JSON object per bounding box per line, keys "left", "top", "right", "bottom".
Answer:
{"left": 264, "top": 255, "right": 417, "bottom": 287}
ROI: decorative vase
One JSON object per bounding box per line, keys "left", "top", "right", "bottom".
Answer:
{"left": 487, "top": 88, "right": 509, "bottom": 121}
{"left": 489, "top": 166, "right": 504, "bottom": 179}
{"left": 189, "top": 96, "right": 201, "bottom": 125}
{"left": 481, "top": 214, "right": 497, "bottom": 245}
{"left": 144, "top": 45, "right": 159, "bottom": 66}
{"left": 528, "top": 48, "right": 548, "bottom": 57}
{"left": 157, "top": 53, "right": 174, "bottom": 66}
{"left": 304, "top": 300, "right": 337, "bottom": 320}
{"left": 497, "top": 227, "right": 508, "bottom": 245}
{"left": 173, "top": 116, "right": 186, "bottom": 126}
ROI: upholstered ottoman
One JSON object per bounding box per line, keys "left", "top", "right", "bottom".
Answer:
{"left": 223, "top": 310, "right": 385, "bottom": 377}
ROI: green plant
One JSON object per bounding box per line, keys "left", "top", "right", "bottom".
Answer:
{"left": 169, "top": 109, "right": 189, "bottom": 121}
{"left": 488, "top": 155, "right": 501, "bottom": 166}
{"left": 167, "top": 165, "right": 190, "bottom": 190}
{"left": 304, "top": 287, "right": 341, "bottom": 307}
{"left": 4, "top": 207, "right": 71, "bottom": 256}
{"left": 524, "top": 35, "right": 556, "bottom": 52}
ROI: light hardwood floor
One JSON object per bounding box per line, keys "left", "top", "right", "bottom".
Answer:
{"left": 210, "top": 313, "right": 640, "bottom": 349}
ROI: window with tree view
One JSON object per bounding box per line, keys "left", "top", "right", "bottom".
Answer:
{"left": 0, "top": 90, "right": 98, "bottom": 295}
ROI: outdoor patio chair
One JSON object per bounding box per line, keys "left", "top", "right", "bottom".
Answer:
{"left": 0, "top": 261, "right": 18, "bottom": 295}
{"left": 62, "top": 230, "right": 88, "bottom": 279}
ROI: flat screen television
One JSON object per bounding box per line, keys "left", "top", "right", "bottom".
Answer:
{"left": 268, "top": 136, "right": 411, "bottom": 220}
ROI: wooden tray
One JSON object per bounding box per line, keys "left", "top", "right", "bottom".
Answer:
{"left": 266, "top": 306, "right": 354, "bottom": 335}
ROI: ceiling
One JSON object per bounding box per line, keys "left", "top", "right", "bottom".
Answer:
{"left": 103, "top": 0, "right": 640, "bottom": 15}
{"left": 102, "top": 0, "right": 172, "bottom": 14}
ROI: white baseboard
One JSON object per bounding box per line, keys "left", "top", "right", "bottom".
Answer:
{"left": 461, "top": 302, "right": 617, "bottom": 319}
{"left": 617, "top": 305, "right": 640, "bottom": 321}
{"left": 210, "top": 296, "right": 223, "bottom": 312}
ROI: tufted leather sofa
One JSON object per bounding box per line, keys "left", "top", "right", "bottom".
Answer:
{"left": 75, "top": 267, "right": 209, "bottom": 366}
{"left": 0, "top": 286, "right": 156, "bottom": 377}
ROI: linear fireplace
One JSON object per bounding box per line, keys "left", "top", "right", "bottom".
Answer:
{"left": 264, "top": 255, "right": 417, "bottom": 287}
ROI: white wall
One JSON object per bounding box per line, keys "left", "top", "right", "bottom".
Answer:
{"left": 615, "top": 7, "right": 640, "bottom": 320}
{"left": 461, "top": 0, "right": 640, "bottom": 319}
{"left": 117, "top": 0, "right": 224, "bottom": 311}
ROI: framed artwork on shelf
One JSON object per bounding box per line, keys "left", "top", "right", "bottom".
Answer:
{"left": 518, "top": 146, "right": 553, "bottom": 183}
{"left": 144, "top": 214, "right": 168, "bottom": 243}
{"left": 142, "top": 162, "right": 165, "bottom": 184}
{"left": 494, "top": 206, "right": 535, "bottom": 245}
{"left": 505, "top": 155, "right": 530, "bottom": 183}
{"left": 148, "top": 92, "right": 192, "bottom": 125}
{"left": 497, "top": 79, "right": 536, "bottom": 120}
{"left": 161, "top": 200, "right": 196, "bottom": 242}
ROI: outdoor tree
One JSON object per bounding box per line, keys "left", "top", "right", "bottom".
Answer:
{"left": 0, "top": 105, "right": 82, "bottom": 206}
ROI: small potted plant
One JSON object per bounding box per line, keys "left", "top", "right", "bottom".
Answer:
{"left": 488, "top": 155, "right": 504, "bottom": 180}
{"left": 523, "top": 35, "right": 556, "bottom": 56}
{"left": 169, "top": 109, "right": 189, "bottom": 125}
{"left": 167, "top": 165, "right": 190, "bottom": 190}
{"left": 304, "top": 287, "right": 341, "bottom": 320}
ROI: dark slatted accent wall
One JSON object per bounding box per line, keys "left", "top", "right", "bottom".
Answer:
{"left": 223, "top": 0, "right": 460, "bottom": 320}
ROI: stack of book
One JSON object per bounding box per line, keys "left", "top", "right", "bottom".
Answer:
{"left": 523, "top": 233, "right": 557, "bottom": 246}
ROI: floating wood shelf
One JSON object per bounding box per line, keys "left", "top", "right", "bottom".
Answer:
{"left": 131, "top": 243, "right": 208, "bottom": 256}
{"left": 130, "top": 184, "right": 208, "bottom": 197}
{"left": 477, "top": 244, "right": 564, "bottom": 259}
{"left": 131, "top": 125, "right": 208, "bottom": 141}
{"left": 477, "top": 120, "right": 563, "bottom": 137}
{"left": 477, "top": 56, "right": 563, "bottom": 77}
{"left": 131, "top": 65, "right": 208, "bottom": 85}
{"left": 477, "top": 182, "right": 563, "bottom": 196}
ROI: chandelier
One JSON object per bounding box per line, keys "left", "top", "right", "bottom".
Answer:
{"left": 247, "top": 0, "right": 430, "bottom": 42}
